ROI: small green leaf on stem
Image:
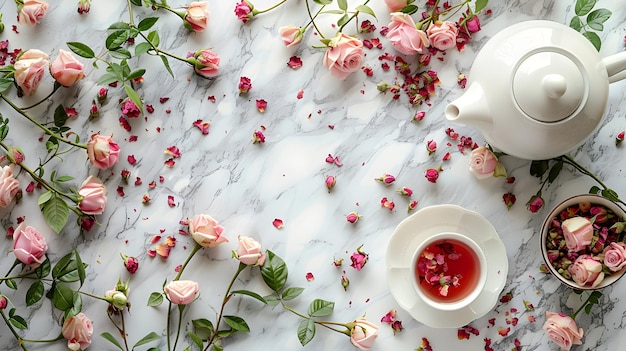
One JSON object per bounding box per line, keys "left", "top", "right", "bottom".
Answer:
{"left": 230, "top": 289, "right": 268, "bottom": 304}
{"left": 101, "top": 332, "right": 125, "bottom": 351}
{"left": 530, "top": 160, "right": 550, "bottom": 177}
{"left": 281, "top": 287, "right": 305, "bottom": 301}
{"left": 9, "top": 315, "right": 28, "bottom": 330}
{"left": 355, "top": 5, "right": 375, "bottom": 18}
{"left": 223, "top": 315, "right": 250, "bottom": 332}
{"left": 42, "top": 195, "right": 70, "bottom": 234}
{"left": 66, "top": 42, "right": 95, "bottom": 59}
{"left": 137, "top": 17, "right": 159, "bottom": 31}
{"left": 52, "top": 284, "right": 75, "bottom": 311}
{"left": 575, "top": 0, "right": 597, "bottom": 16}
{"left": 307, "top": 299, "right": 334, "bottom": 317}
{"left": 297, "top": 318, "right": 315, "bottom": 346}
{"left": 147, "top": 292, "right": 164, "bottom": 306}
{"left": 475, "top": 0, "right": 488, "bottom": 12}
{"left": 192, "top": 318, "right": 214, "bottom": 339}
{"left": 26, "top": 280, "right": 44, "bottom": 306}
{"left": 586, "top": 8, "right": 612, "bottom": 30}
{"left": 133, "top": 331, "right": 161, "bottom": 348}
{"left": 260, "top": 250, "right": 288, "bottom": 292}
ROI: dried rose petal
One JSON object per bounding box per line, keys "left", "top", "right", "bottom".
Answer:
{"left": 117, "top": 186, "right": 125, "bottom": 197}
{"left": 305, "top": 272, "right": 314, "bottom": 281}
{"left": 272, "top": 218, "right": 284, "bottom": 229}
{"left": 165, "top": 146, "right": 181, "bottom": 158}
{"left": 164, "top": 158, "right": 175, "bottom": 168}
{"left": 193, "top": 119, "right": 211, "bottom": 135}
{"left": 127, "top": 155, "right": 137, "bottom": 165}
{"left": 256, "top": 99, "right": 267, "bottom": 113}
{"left": 155, "top": 243, "right": 170, "bottom": 258}
{"left": 287, "top": 56, "right": 302, "bottom": 69}
{"left": 167, "top": 195, "right": 175, "bottom": 207}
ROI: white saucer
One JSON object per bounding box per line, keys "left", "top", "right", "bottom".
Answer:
{"left": 386, "top": 204, "right": 508, "bottom": 328}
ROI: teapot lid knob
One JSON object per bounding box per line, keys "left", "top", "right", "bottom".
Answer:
{"left": 513, "top": 51, "right": 586, "bottom": 123}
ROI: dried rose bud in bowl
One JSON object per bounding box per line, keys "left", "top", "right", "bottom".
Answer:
{"left": 540, "top": 194, "right": 626, "bottom": 290}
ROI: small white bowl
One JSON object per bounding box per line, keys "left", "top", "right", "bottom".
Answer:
{"left": 540, "top": 194, "right": 626, "bottom": 290}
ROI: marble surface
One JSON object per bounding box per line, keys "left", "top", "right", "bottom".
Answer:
{"left": 1, "top": 0, "right": 626, "bottom": 350}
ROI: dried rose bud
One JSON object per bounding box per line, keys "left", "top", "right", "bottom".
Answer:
{"left": 81, "top": 217, "right": 95, "bottom": 231}
{"left": 391, "top": 320, "right": 404, "bottom": 334}
{"left": 425, "top": 168, "right": 439, "bottom": 183}
{"left": 396, "top": 187, "right": 413, "bottom": 197}
{"left": 239, "top": 76, "right": 252, "bottom": 94}
{"left": 617, "top": 131, "right": 625, "bottom": 145}
{"left": 77, "top": 0, "right": 91, "bottom": 14}
{"left": 377, "top": 81, "right": 390, "bottom": 92}
{"left": 89, "top": 103, "right": 99, "bottom": 120}
{"left": 0, "top": 295, "right": 7, "bottom": 309}
{"left": 375, "top": 173, "right": 396, "bottom": 185}
{"left": 426, "top": 139, "right": 437, "bottom": 154}
{"left": 413, "top": 111, "right": 426, "bottom": 122}
{"left": 341, "top": 274, "right": 350, "bottom": 291}
{"left": 381, "top": 197, "right": 395, "bottom": 211}
{"left": 590, "top": 206, "right": 608, "bottom": 223}
{"left": 97, "top": 87, "right": 108, "bottom": 104}
{"left": 350, "top": 245, "right": 369, "bottom": 271}
{"left": 121, "top": 253, "right": 139, "bottom": 274}
{"left": 252, "top": 130, "right": 265, "bottom": 143}
{"left": 346, "top": 212, "right": 361, "bottom": 223}
{"left": 407, "top": 200, "right": 418, "bottom": 212}
{"left": 503, "top": 192, "right": 516, "bottom": 210}
{"left": 325, "top": 175, "right": 336, "bottom": 192}
{"left": 333, "top": 258, "right": 343, "bottom": 267}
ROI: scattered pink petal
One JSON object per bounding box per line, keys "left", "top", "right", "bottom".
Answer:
{"left": 256, "top": 99, "right": 267, "bottom": 113}
{"left": 146, "top": 105, "right": 155, "bottom": 113}
{"left": 135, "top": 177, "right": 142, "bottom": 186}
{"left": 150, "top": 235, "right": 162, "bottom": 244}
{"left": 167, "top": 195, "right": 176, "bottom": 207}
{"left": 155, "top": 243, "right": 170, "bottom": 258}
{"left": 116, "top": 186, "right": 125, "bottom": 197}
{"left": 305, "top": 272, "right": 314, "bottom": 281}
{"left": 127, "top": 155, "right": 137, "bottom": 165}
{"left": 159, "top": 97, "right": 170, "bottom": 103}
{"left": 193, "top": 119, "right": 211, "bottom": 135}
{"left": 287, "top": 56, "right": 302, "bottom": 69}
{"left": 164, "top": 158, "right": 175, "bottom": 167}
{"left": 272, "top": 218, "right": 284, "bottom": 229}
{"left": 497, "top": 327, "right": 510, "bottom": 337}
{"left": 165, "top": 146, "right": 181, "bottom": 158}
{"left": 148, "top": 181, "right": 157, "bottom": 189}
{"left": 296, "top": 89, "right": 304, "bottom": 99}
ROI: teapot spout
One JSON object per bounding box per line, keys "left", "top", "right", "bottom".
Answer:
{"left": 445, "top": 83, "right": 492, "bottom": 132}
{"left": 603, "top": 51, "right": 626, "bottom": 84}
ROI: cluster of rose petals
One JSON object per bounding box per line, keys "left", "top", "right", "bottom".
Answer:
{"left": 13, "top": 222, "right": 48, "bottom": 268}
{"left": 184, "top": 1, "right": 210, "bottom": 32}
{"left": 13, "top": 49, "right": 49, "bottom": 96}
{"left": 18, "top": 0, "right": 49, "bottom": 26}
{"left": 542, "top": 311, "right": 583, "bottom": 351}
{"left": 77, "top": 176, "right": 107, "bottom": 215}
{"left": 323, "top": 33, "right": 364, "bottom": 80}
{"left": 0, "top": 165, "right": 20, "bottom": 208}
{"left": 62, "top": 312, "right": 93, "bottom": 351}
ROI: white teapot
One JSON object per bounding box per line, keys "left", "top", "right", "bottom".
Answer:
{"left": 445, "top": 20, "right": 626, "bottom": 160}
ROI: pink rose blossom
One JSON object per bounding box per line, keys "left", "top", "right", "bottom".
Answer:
{"left": 121, "top": 98, "right": 140, "bottom": 118}
{"left": 466, "top": 16, "right": 481, "bottom": 33}
{"left": 236, "top": 236, "right": 266, "bottom": 266}
{"left": 350, "top": 318, "right": 379, "bottom": 350}
{"left": 184, "top": 1, "right": 210, "bottom": 32}
{"left": 18, "top": 0, "right": 49, "bottom": 26}
{"left": 0, "top": 165, "right": 20, "bottom": 208}
{"left": 279, "top": 26, "right": 303, "bottom": 47}
{"left": 78, "top": 176, "right": 107, "bottom": 215}
{"left": 121, "top": 253, "right": 139, "bottom": 274}
{"left": 561, "top": 216, "right": 593, "bottom": 252}
{"left": 350, "top": 245, "right": 369, "bottom": 271}
{"left": 50, "top": 49, "right": 85, "bottom": 87}
{"left": 13, "top": 222, "right": 48, "bottom": 268}
{"left": 323, "top": 33, "right": 363, "bottom": 80}
{"left": 188, "top": 214, "right": 228, "bottom": 248}
{"left": 426, "top": 21, "right": 459, "bottom": 51}
{"left": 567, "top": 254, "right": 604, "bottom": 288}
{"left": 87, "top": 133, "right": 121, "bottom": 170}
{"left": 603, "top": 242, "right": 626, "bottom": 272}
{"left": 13, "top": 49, "right": 49, "bottom": 96}
{"left": 62, "top": 313, "right": 93, "bottom": 351}
{"left": 164, "top": 280, "right": 200, "bottom": 305}
{"left": 528, "top": 195, "right": 545, "bottom": 213}
{"left": 190, "top": 49, "right": 220, "bottom": 78}
{"left": 385, "top": 13, "right": 430, "bottom": 55}
{"left": 426, "top": 139, "right": 437, "bottom": 154}
{"left": 468, "top": 146, "right": 498, "bottom": 179}
{"left": 234, "top": 0, "right": 254, "bottom": 23}
{"left": 384, "top": 0, "right": 408, "bottom": 12}
{"left": 543, "top": 311, "right": 583, "bottom": 351}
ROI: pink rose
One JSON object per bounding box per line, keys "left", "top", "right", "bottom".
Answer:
{"left": 13, "top": 223, "right": 47, "bottom": 268}
{"left": 425, "top": 168, "right": 439, "bottom": 183}
{"left": 384, "top": 0, "right": 408, "bottom": 12}
{"left": 190, "top": 49, "right": 220, "bottom": 78}
{"left": 236, "top": 236, "right": 266, "bottom": 266}
{"left": 350, "top": 318, "right": 379, "bottom": 350}
{"left": 567, "top": 254, "right": 604, "bottom": 288}
{"left": 279, "top": 26, "right": 303, "bottom": 47}
{"left": 87, "top": 133, "right": 121, "bottom": 170}
{"left": 385, "top": 13, "right": 430, "bottom": 55}
{"left": 184, "top": 1, "right": 210, "bottom": 32}
{"left": 543, "top": 311, "right": 583, "bottom": 351}
{"left": 188, "top": 214, "right": 228, "bottom": 247}
{"left": 18, "top": 0, "right": 49, "bottom": 26}
{"left": 465, "top": 16, "right": 481, "bottom": 33}
{"left": 78, "top": 176, "right": 107, "bottom": 215}
{"left": 0, "top": 165, "right": 20, "bottom": 208}
{"left": 13, "top": 49, "right": 49, "bottom": 96}
{"left": 323, "top": 33, "right": 363, "bottom": 80}
{"left": 561, "top": 216, "right": 593, "bottom": 252}
{"left": 603, "top": 242, "right": 626, "bottom": 272}
{"left": 468, "top": 146, "right": 498, "bottom": 179}
{"left": 62, "top": 312, "right": 93, "bottom": 351}
{"left": 234, "top": 0, "right": 254, "bottom": 23}
{"left": 528, "top": 195, "right": 545, "bottom": 213}
{"left": 164, "top": 280, "right": 200, "bottom": 304}
{"left": 50, "top": 49, "right": 85, "bottom": 87}
{"left": 426, "top": 21, "right": 459, "bottom": 51}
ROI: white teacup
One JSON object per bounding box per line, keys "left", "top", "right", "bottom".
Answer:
{"left": 411, "top": 232, "right": 487, "bottom": 311}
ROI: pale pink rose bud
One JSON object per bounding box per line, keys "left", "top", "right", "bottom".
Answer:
{"left": 78, "top": 176, "right": 107, "bottom": 215}
{"left": 543, "top": 311, "right": 583, "bottom": 351}
{"left": 323, "top": 33, "right": 364, "bottom": 80}
{"left": 0, "top": 165, "right": 20, "bottom": 208}
{"left": 188, "top": 214, "right": 228, "bottom": 247}
{"left": 189, "top": 49, "right": 220, "bottom": 78}
{"left": 87, "top": 133, "right": 121, "bottom": 170}
{"left": 13, "top": 49, "right": 49, "bottom": 96}
{"left": 426, "top": 139, "right": 437, "bottom": 154}
{"left": 350, "top": 318, "right": 379, "bottom": 350}
{"left": 164, "top": 280, "right": 200, "bottom": 304}
{"left": 325, "top": 175, "right": 336, "bottom": 192}
{"left": 236, "top": 235, "right": 266, "bottom": 266}
{"left": 562, "top": 216, "right": 593, "bottom": 252}
{"left": 568, "top": 254, "right": 604, "bottom": 288}
{"left": 18, "top": 0, "right": 49, "bottom": 26}
{"left": 386, "top": 13, "right": 430, "bottom": 55}
{"left": 384, "top": 0, "right": 408, "bottom": 12}
{"left": 350, "top": 245, "right": 369, "bottom": 271}
{"left": 603, "top": 242, "right": 626, "bottom": 272}
{"left": 62, "top": 312, "right": 93, "bottom": 350}
{"left": 426, "top": 21, "right": 459, "bottom": 51}
{"left": 407, "top": 200, "right": 418, "bottom": 212}
{"left": 346, "top": 212, "right": 361, "bottom": 223}
{"left": 13, "top": 223, "right": 47, "bottom": 268}
{"left": 183, "top": 1, "right": 210, "bottom": 32}
{"left": 50, "top": 49, "right": 85, "bottom": 87}
{"left": 279, "top": 26, "right": 303, "bottom": 47}
{"left": 413, "top": 111, "right": 426, "bottom": 121}
{"left": 528, "top": 195, "right": 544, "bottom": 213}
{"left": 375, "top": 173, "right": 396, "bottom": 185}
{"left": 468, "top": 146, "right": 498, "bottom": 179}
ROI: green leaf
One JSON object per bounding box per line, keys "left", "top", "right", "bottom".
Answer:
{"left": 475, "top": 0, "right": 488, "bottom": 12}
{"left": 34, "top": 257, "right": 51, "bottom": 278}
{"left": 65, "top": 292, "right": 82, "bottom": 318}
{"left": 569, "top": 16, "right": 583, "bottom": 31}
{"left": 589, "top": 185, "right": 601, "bottom": 194}
{"left": 130, "top": 0, "right": 143, "bottom": 5}
{"left": 337, "top": 14, "right": 350, "bottom": 27}
{"left": 281, "top": 287, "right": 304, "bottom": 301}
{"left": 297, "top": 318, "right": 315, "bottom": 346}
{"left": 52, "top": 252, "right": 73, "bottom": 279}
{"left": 307, "top": 299, "right": 334, "bottom": 317}
{"left": 106, "top": 30, "right": 130, "bottom": 50}
{"left": 42, "top": 195, "right": 70, "bottom": 234}
{"left": 124, "top": 84, "right": 143, "bottom": 113}
{"left": 601, "top": 188, "right": 620, "bottom": 202}
{"left": 52, "top": 255, "right": 86, "bottom": 283}
{"left": 321, "top": 9, "right": 346, "bottom": 15}
{"left": 313, "top": 0, "right": 332, "bottom": 5}
{"left": 26, "top": 280, "right": 44, "bottom": 306}
{"left": 223, "top": 316, "right": 250, "bottom": 332}
{"left": 575, "top": 0, "right": 596, "bottom": 16}
{"left": 135, "top": 42, "right": 152, "bottom": 57}
{"left": 108, "top": 21, "right": 131, "bottom": 30}
{"left": 192, "top": 318, "right": 214, "bottom": 340}
{"left": 9, "top": 315, "right": 28, "bottom": 330}
{"left": 582, "top": 31, "right": 602, "bottom": 51}
{"left": 133, "top": 332, "right": 160, "bottom": 348}
{"left": 101, "top": 332, "right": 125, "bottom": 351}
{"left": 127, "top": 69, "right": 146, "bottom": 81}
{"left": 401, "top": 4, "right": 419, "bottom": 15}
{"left": 147, "top": 30, "right": 160, "bottom": 47}
{"left": 263, "top": 294, "right": 280, "bottom": 306}
{"left": 37, "top": 190, "right": 53, "bottom": 206}
{"left": 147, "top": 292, "right": 164, "bottom": 306}
{"left": 109, "top": 48, "right": 132, "bottom": 60}
{"left": 53, "top": 104, "right": 69, "bottom": 127}
{"left": 188, "top": 332, "right": 204, "bottom": 349}
{"left": 6, "top": 278, "right": 17, "bottom": 290}
{"left": 355, "top": 5, "right": 375, "bottom": 18}
{"left": 138, "top": 17, "right": 159, "bottom": 31}
{"left": 66, "top": 42, "right": 95, "bottom": 59}
{"left": 97, "top": 72, "right": 119, "bottom": 86}
{"left": 260, "top": 250, "right": 288, "bottom": 292}
{"left": 159, "top": 55, "right": 174, "bottom": 78}
{"left": 52, "top": 284, "right": 75, "bottom": 311}
{"left": 0, "top": 77, "right": 14, "bottom": 93}
{"left": 586, "top": 8, "right": 612, "bottom": 31}
{"left": 74, "top": 248, "right": 86, "bottom": 286}
{"left": 230, "top": 289, "right": 268, "bottom": 304}
{"left": 530, "top": 160, "right": 550, "bottom": 177}
{"left": 337, "top": 0, "right": 348, "bottom": 11}
{"left": 547, "top": 160, "right": 563, "bottom": 184}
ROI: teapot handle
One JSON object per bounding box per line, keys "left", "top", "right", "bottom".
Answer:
{"left": 604, "top": 51, "right": 626, "bottom": 84}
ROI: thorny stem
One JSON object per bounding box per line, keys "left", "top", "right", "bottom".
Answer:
{"left": 0, "top": 95, "right": 87, "bottom": 149}
{"left": 107, "top": 311, "right": 130, "bottom": 351}
{"left": 570, "top": 291, "right": 601, "bottom": 319}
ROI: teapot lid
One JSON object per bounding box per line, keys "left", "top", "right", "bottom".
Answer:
{"left": 513, "top": 50, "right": 586, "bottom": 122}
